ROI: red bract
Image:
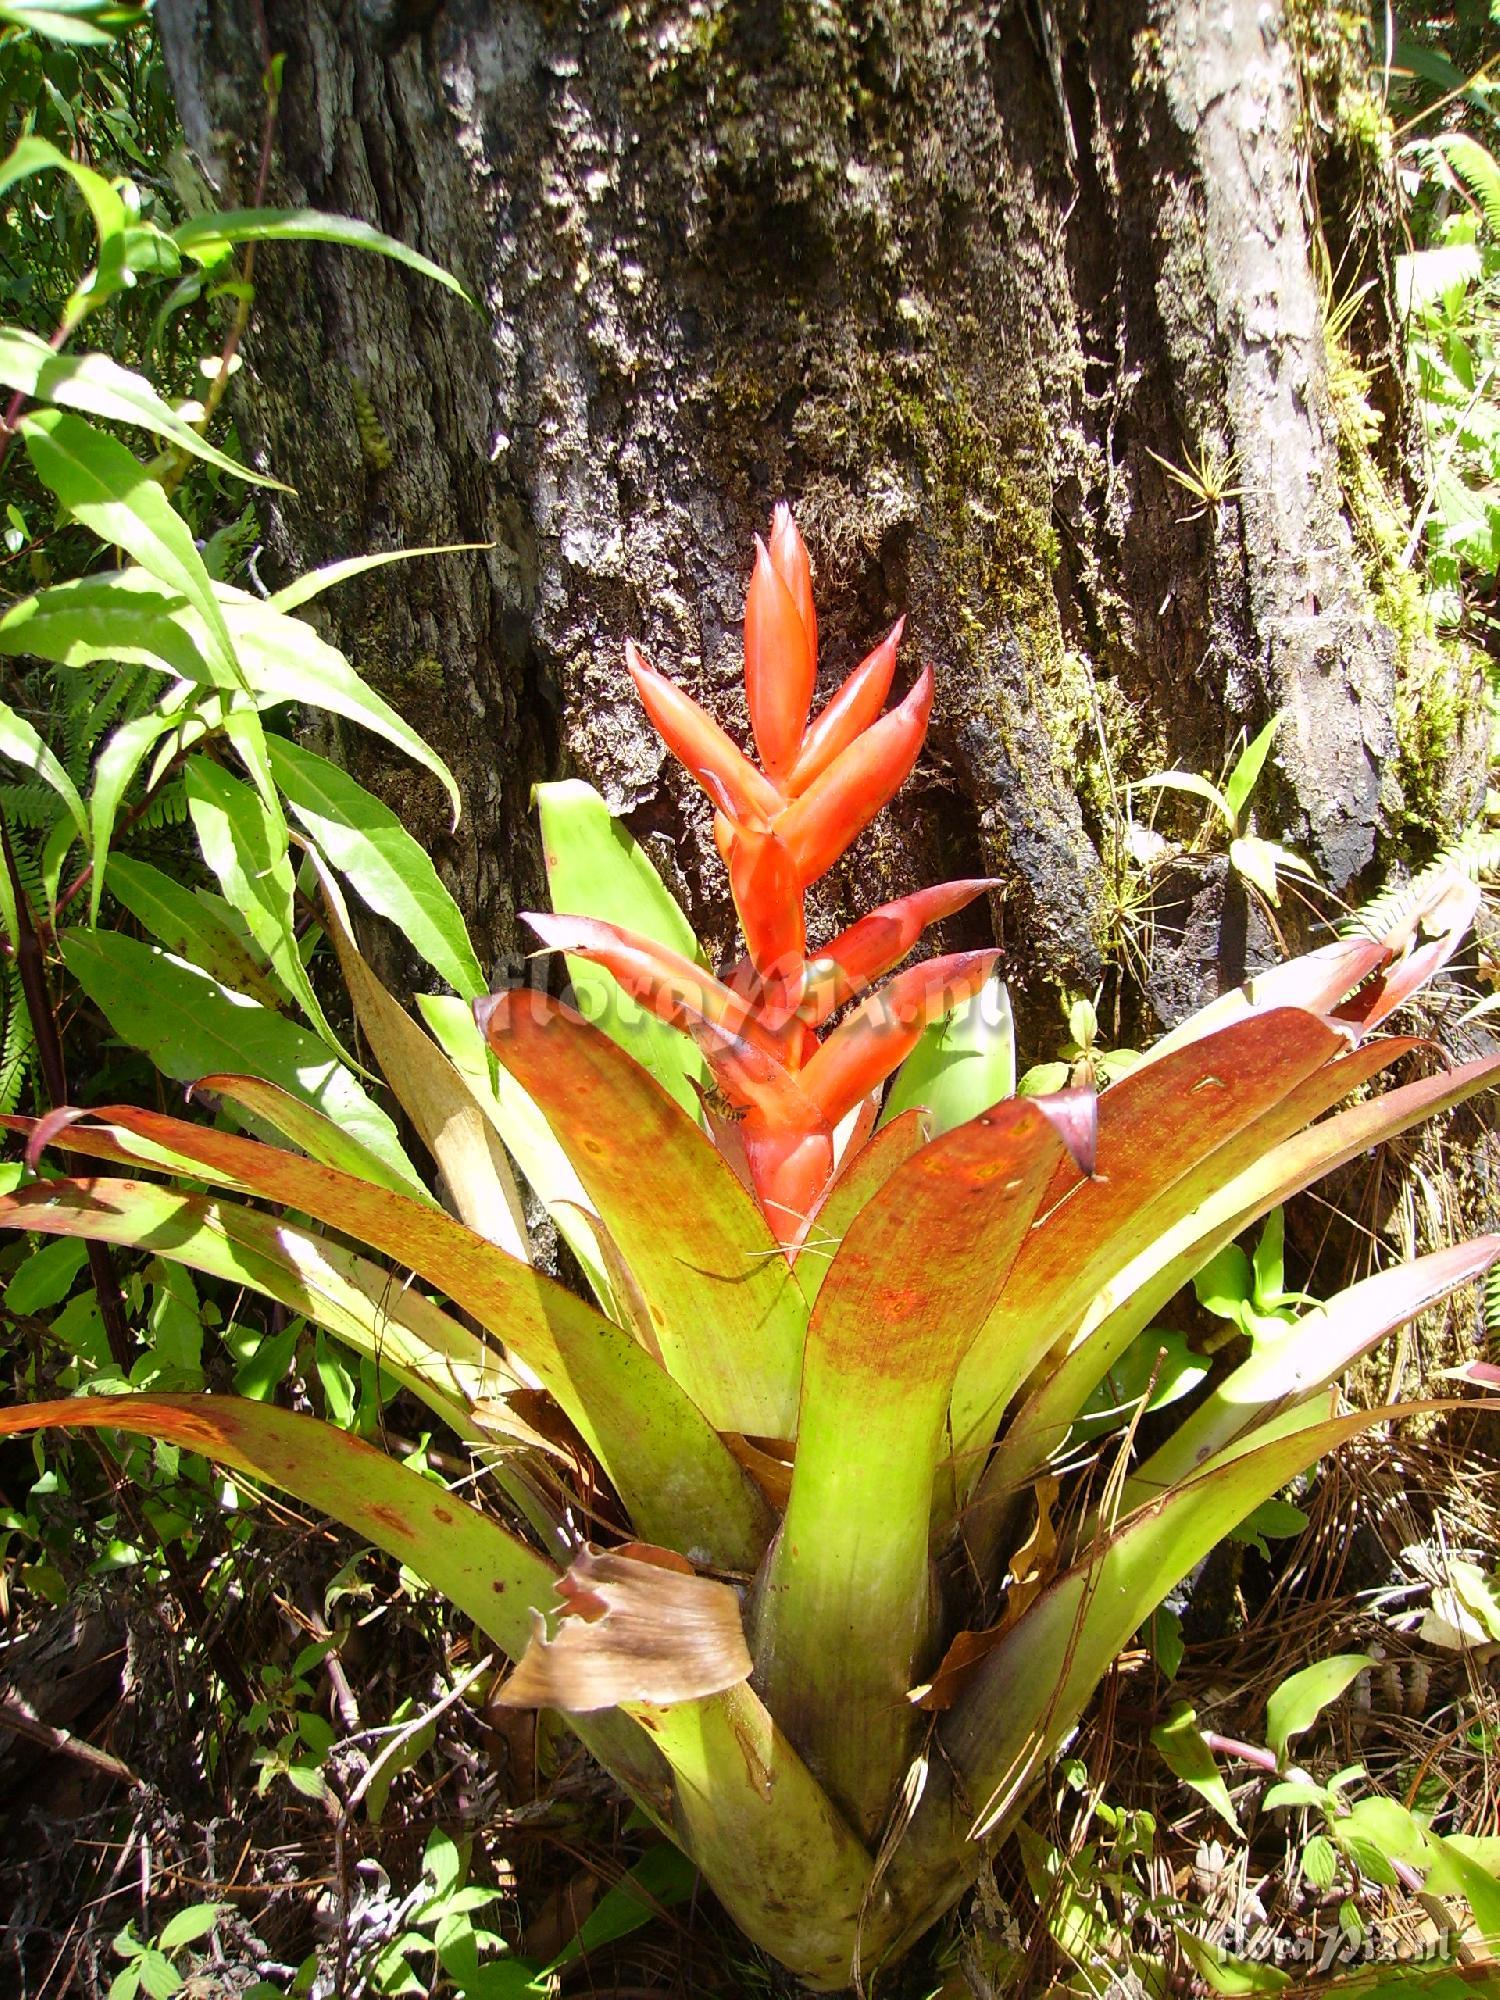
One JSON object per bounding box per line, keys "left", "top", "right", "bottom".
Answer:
{"left": 524, "top": 508, "right": 997, "bottom": 1248}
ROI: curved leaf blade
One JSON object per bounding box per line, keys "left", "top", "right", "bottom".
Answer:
{"left": 0, "top": 326, "right": 288, "bottom": 487}
{"left": 25, "top": 1103, "right": 772, "bottom": 1569}
{"left": 171, "top": 208, "right": 476, "bottom": 308}
{"left": 268, "top": 737, "right": 485, "bottom": 1000}
{"left": 754, "top": 1099, "right": 1068, "bottom": 1838}
{"left": 479, "top": 989, "right": 805, "bottom": 1438}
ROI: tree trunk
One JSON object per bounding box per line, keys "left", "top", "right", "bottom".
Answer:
{"left": 154, "top": 0, "right": 1481, "bottom": 1020}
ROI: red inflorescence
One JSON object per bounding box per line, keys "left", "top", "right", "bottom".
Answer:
{"left": 527, "top": 507, "right": 999, "bottom": 1248}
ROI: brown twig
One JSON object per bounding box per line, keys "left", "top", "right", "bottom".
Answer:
{"left": 0, "top": 1692, "right": 140, "bottom": 1785}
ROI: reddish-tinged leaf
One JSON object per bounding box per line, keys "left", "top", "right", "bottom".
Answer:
{"left": 1335, "top": 873, "right": 1481, "bottom": 1036}
{"left": 746, "top": 536, "right": 816, "bottom": 783}
{"left": 775, "top": 666, "right": 934, "bottom": 887}
{"left": 1121, "top": 1236, "right": 1500, "bottom": 1510}
{"left": 788, "top": 621, "right": 903, "bottom": 797}
{"left": 18, "top": 1106, "right": 773, "bottom": 1569}
{"left": 1145, "top": 937, "right": 1386, "bottom": 1062}
{"left": 793, "top": 1109, "right": 931, "bottom": 1302}
{"left": 949, "top": 1008, "right": 1345, "bottom": 1471}
{"left": 520, "top": 911, "right": 775, "bottom": 1054}
{"left": 799, "top": 879, "right": 996, "bottom": 1026}
{"left": 496, "top": 1543, "right": 752, "bottom": 1711}
{"left": 480, "top": 989, "right": 807, "bottom": 1438}
{"left": 0, "top": 1175, "right": 512, "bottom": 1425}
{"left": 974, "top": 1041, "right": 1500, "bottom": 1534}
{"left": 1445, "top": 1359, "right": 1500, "bottom": 1391}
{"left": 0, "top": 1394, "right": 556, "bottom": 1655}
{"left": 626, "top": 641, "right": 781, "bottom": 823}
{"left": 0, "top": 1391, "right": 682, "bottom": 1837}
{"left": 190, "top": 1071, "right": 436, "bottom": 1204}
{"left": 800, "top": 949, "right": 1001, "bottom": 1125}
{"left": 754, "top": 1098, "right": 1068, "bottom": 1838}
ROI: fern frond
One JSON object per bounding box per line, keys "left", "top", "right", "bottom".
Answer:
{"left": 1435, "top": 132, "right": 1500, "bottom": 239}
{"left": 0, "top": 964, "right": 36, "bottom": 1119}
{"left": 132, "top": 779, "right": 189, "bottom": 833}
{"left": 0, "top": 782, "right": 65, "bottom": 831}
{"left": 1341, "top": 824, "right": 1500, "bottom": 940}
{"left": 1485, "top": 1260, "right": 1500, "bottom": 1349}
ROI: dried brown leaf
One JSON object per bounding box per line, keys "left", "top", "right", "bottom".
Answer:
{"left": 496, "top": 1544, "right": 751, "bottom": 1711}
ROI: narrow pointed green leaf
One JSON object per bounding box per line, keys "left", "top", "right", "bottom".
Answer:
{"left": 1132, "top": 769, "right": 1235, "bottom": 829}
{"left": 171, "top": 209, "right": 476, "bottom": 308}
{"left": 1153, "top": 1704, "right": 1243, "bottom": 1836}
{"left": 219, "top": 588, "right": 461, "bottom": 825}
{"left": 879, "top": 975, "right": 1014, "bottom": 1134}
{"left": 183, "top": 755, "right": 346, "bottom": 1056}
{"left": 0, "top": 327, "right": 288, "bottom": 486}
{"left": 0, "top": 568, "right": 216, "bottom": 679}
{"left": 1223, "top": 715, "right": 1280, "bottom": 826}
{"left": 480, "top": 989, "right": 804, "bottom": 1438}
{"left": 267, "top": 738, "right": 485, "bottom": 1000}
{"left": 0, "top": 692, "right": 89, "bottom": 844}
{"left": 18, "top": 410, "right": 240, "bottom": 686}
{"left": 0, "top": 136, "right": 126, "bottom": 322}
{"left": 267, "top": 543, "right": 487, "bottom": 614}
{"left": 534, "top": 780, "right": 708, "bottom": 1114}
{"left": 0, "top": 568, "right": 459, "bottom": 829}
{"left": 753, "top": 1100, "right": 1067, "bottom": 1839}
{"left": 60, "top": 930, "right": 420, "bottom": 1189}
{"left": 90, "top": 693, "right": 219, "bottom": 923}
{"left": 1265, "top": 1655, "right": 1372, "bottom": 1768}
{"left": 28, "top": 1105, "right": 772, "bottom": 1568}
{"left": 106, "top": 857, "right": 288, "bottom": 1010}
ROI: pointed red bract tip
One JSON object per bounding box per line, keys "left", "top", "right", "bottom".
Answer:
{"left": 626, "top": 640, "right": 781, "bottom": 824}
{"left": 802, "top": 877, "right": 999, "bottom": 1023}
{"left": 787, "top": 618, "right": 904, "bottom": 798}
{"left": 769, "top": 504, "right": 817, "bottom": 666}
{"left": 745, "top": 536, "right": 816, "bottom": 784}
{"left": 776, "top": 663, "right": 935, "bottom": 887}
{"left": 798, "top": 947, "right": 1000, "bottom": 1127}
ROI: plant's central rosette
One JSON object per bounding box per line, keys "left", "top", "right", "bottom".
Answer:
{"left": 525, "top": 507, "right": 999, "bottom": 1248}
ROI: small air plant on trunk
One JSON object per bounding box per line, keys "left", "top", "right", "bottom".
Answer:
{"left": 2, "top": 510, "right": 1498, "bottom": 1991}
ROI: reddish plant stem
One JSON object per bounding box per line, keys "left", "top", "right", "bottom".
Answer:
{"left": 163, "top": 6, "right": 280, "bottom": 496}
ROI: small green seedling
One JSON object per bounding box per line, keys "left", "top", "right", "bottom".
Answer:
{"left": 1132, "top": 715, "right": 1316, "bottom": 906}
{"left": 1018, "top": 991, "right": 1140, "bottom": 1097}
{"left": 107, "top": 1903, "right": 229, "bottom": 2000}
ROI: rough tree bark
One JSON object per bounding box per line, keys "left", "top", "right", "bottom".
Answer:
{"left": 156, "top": 0, "right": 1483, "bottom": 1033}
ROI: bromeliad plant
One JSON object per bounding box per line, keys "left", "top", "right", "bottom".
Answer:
{"left": 3, "top": 511, "right": 1500, "bottom": 1991}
